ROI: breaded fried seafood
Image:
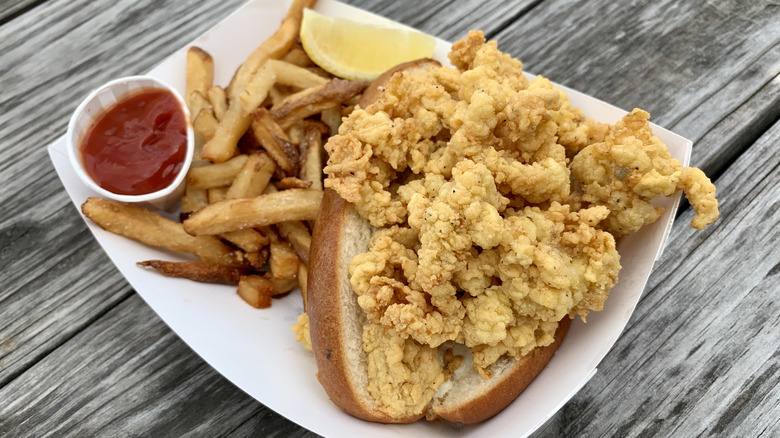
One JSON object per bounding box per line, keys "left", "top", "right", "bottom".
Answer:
{"left": 302, "top": 30, "right": 719, "bottom": 424}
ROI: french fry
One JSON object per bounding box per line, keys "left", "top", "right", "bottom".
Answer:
{"left": 281, "top": 44, "right": 313, "bottom": 67}
{"left": 258, "top": 224, "right": 280, "bottom": 242}
{"left": 225, "top": 152, "right": 276, "bottom": 199}
{"left": 320, "top": 105, "right": 342, "bottom": 135}
{"left": 138, "top": 260, "right": 245, "bottom": 285}
{"left": 270, "top": 59, "right": 329, "bottom": 89}
{"left": 342, "top": 104, "right": 356, "bottom": 117}
{"left": 250, "top": 108, "right": 300, "bottom": 174}
{"left": 270, "top": 240, "right": 299, "bottom": 280}
{"left": 276, "top": 177, "right": 311, "bottom": 189}
{"left": 298, "top": 263, "right": 308, "bottom": 310}
{"left": 183, "top": 189, "right": 323, "bottom": 235}
{"left": 300, "top": 123, "right": 325, "bottom": 191}
{"left": 188, "top": 154, "right": 248, "bottom": 189}
{"left": 193, "top": 109, "right": 219, "bottom": 141}
{"left": 307, "top": 65, "right": 334, "bottom": 79}
{"left": 237, "top": 129, "right": 262, "bottom": 155}
{"left": 186, "top": 47, "right": 214, "bottom": 114}
{"left": 277, "top": 220, "right": 312, "bottom": 264}
{"left": 271, "top": 275, "right": 299, "bottom": 296}
{"left": 181, "top": 184, "right": 209, "bottom": 214}
{"left": 268, "top": 85, "right": 288, "bottom": 106}
{"left": 270, "top": 79, "right": 369, "bottom": 130}
{"left": 220, "top": 227, "right": 270, "bottom": 253}
{"left": 208, "top": 187, "right": 228, "bottom": 204}
{"left": 246, "top": 246, "right": 270, "bottom": 270}
{"left": 199, "top": 103, "right": 253, "bottom": 163}
{"left": 188, "top": 91, "right": 213, "bottom": 124}
{"left": 227, "top": 0, "right": 315, "bottom": 100}
{"left": 82, "top": 197, "right": 243, "bottom": 267}
{"left": 203, "top": 24, "right": 318, "bottom": 164}
{"left": 207, "top": 86, "right": 228, "bottom": 121}
{"left": 239, "top": 61, "right": 277, "bottom": 113}
{"left": 287, "top": 119, "right": 305, "bottom": 145}
{"left": 237, "top": 275, "right": 274, "bottom": 308}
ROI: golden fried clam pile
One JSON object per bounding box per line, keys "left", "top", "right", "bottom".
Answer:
{"left": 322, "top": 30, "right": 718, "bottom": 376}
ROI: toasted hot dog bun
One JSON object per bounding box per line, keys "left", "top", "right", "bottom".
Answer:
{"left": 309, "top": 189, "right": 570, "bottom": 424}
{"left": 307, "top": 59, "right": 571, "bottom": 424}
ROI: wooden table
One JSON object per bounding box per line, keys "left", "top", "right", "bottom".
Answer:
{"left": 1, "top": 0, "right": 778, "bottom": 436}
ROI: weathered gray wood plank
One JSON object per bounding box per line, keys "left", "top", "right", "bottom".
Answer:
{"left": 0, "top": 294, "right": 314, "bottom": 437}
{"left": 0, "top": 0, "right": 249, "bottom": 387}
{"left": 0, "top": 0, "right": 43, "bottom": 24}
{"left": 341, "top": 0, "right": 539, "bottom": 41}
{"left": 536, "top": 117, "right": 780, "bottom": 438}
{"left": 0, "top": 0, "right": 778, "bottom": 436}
{"left": 493, "top": 0, "right": 780, "bottom": 177}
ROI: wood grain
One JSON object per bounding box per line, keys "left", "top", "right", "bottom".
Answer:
{"left": 493, "top": 0, "right": 780, "bottom": 175}
{"left": 0, "top": 295, "right": 313, "bottom": 437}
{"left": 0, "top": 0, "right": 248, "bottom": 388}
{"left": 0, "top": 0, "right": 778, "bottom": 436}
{"left": 341, "top": 0, "right": 540, "bottom": 41}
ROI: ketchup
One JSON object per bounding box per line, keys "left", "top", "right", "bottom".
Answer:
{"left": 80, "top": 88, "right": 188, "bottom": 195}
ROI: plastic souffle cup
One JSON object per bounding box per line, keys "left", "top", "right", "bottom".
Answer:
{"left": 66, "top": 75, "right": 194, "bottom": 211}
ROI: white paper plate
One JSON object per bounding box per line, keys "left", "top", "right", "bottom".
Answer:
{"left": 47, "top": 1, "right": 690, "bottom": 436}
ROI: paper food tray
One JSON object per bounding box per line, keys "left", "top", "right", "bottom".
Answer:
{"left": 47, "top": 1, "right": 689, "bottom": 436}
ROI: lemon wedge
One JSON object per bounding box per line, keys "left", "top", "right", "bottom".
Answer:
{"left": 300, "top": 8, "right": 436, "bottom": 81}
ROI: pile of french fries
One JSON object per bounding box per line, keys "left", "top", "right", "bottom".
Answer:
{"left": 82, "top": 0, "right": 367, "bottom": 309}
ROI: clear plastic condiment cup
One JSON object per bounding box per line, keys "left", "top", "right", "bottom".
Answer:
{"left": 66, "top": 75, "right": 194, "bottom": 211}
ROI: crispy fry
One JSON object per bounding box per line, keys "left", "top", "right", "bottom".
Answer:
{"left": 281, "top": 44, "right": 313, "bottom": 67}
{"left": 270, "top": 59, "right": 329, "bottom": 89}
{"left": 186, "top": 47, "right": 214, "bottom": 114}
{"left": 82, "top": 197, "right": 242, "bottom": 266}
{"left": 220, "top": 227, "right": 270, "bottom": 253}
{"left": 227, "top": 0, "right": 315, "bottom": 99}
{"left": 240, "top": 61, "right": 277, "bottom": 113}
{"left": 237, "top": 275, "right": 274, "bottom": 308}
{"left": 305, "top": 119, "right": 330, "bottom": 135}
{"left": 269, "top": 79, "right": 369, "bottom": 130}
{"left": 271, "top": 275, "right": 299, "bottom": 296}
{"left": 199, "top": 103, "right": 253, "bottom": 163}
{"left": 188, "top": 154, "right": 248, "bottom": 189}
{"left": 250, "top": 108, "right": 300, "bottom": 174}
{"left": 246, "top": 246, "right": 270, "bottom": 270}
{"left": 183, "top": 189, "right": 323, "bottom": 235}
{"left": 320, "top": 105, "right": 342, "bottom": 135}
{"left": 298, "top": 263, "right": 308, "bottom": 310}
{"left": 268, "top": 84, "right": 290, "bottom": 106}
{"left": 181, "top": 184, "right": 209, "bottom": 214}
{"left": 237, "top": 130, "right": 262, "bottom": 155}
{"left": 307, "top": 66, "right": 333, "bottom": 79}
{"left": 342, "top": 104, "right": 356, "bottom": 117}
{"left": 226, "top": 152, "right": 276, "bottom": 199}
{"left": 188, "top": 91, "right": 213, "bottom": 125}
{"left": 300, "top": 123, "right": 325, "bottom": 191}
{"left": 270, "top": 240, "right": 299, "bottom": 280}
{"left": 138, "top": 260, "right": 245, "bottom": 285}
{"left": 193, "top": 109, "right": 219, "bottom": 141}
{"left": 208, "top": 187, "right": 228, "bottom": 203}
{"left": 277, "top": 220, "right": 312, "bottom": 264}
{"left": 276, "top": 177, "right": 311, "bottom": 189}
{"left": 262, "top": 183, "right": 279, "bottom": 195}
{"left": 258, "top": 224, "right": 280, "bottom": 241}
{"left": 207, "top": 85, "right": 228, "bottom": 121}
{"left": 287, "top": 119, "right": 305, "bottom": 145}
